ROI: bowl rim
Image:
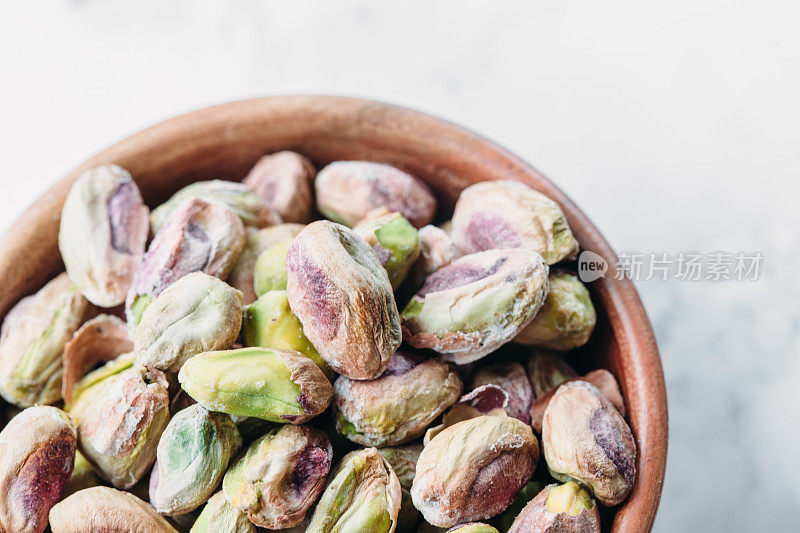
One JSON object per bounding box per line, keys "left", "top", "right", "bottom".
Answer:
{"left": 0, "top": 95, "right": 667, "bottom": 532}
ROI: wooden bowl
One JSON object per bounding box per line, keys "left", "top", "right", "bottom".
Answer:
{"left": 0, "top": 96, "right": 667, "bottom": 532}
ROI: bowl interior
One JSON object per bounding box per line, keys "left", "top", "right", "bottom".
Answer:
{"left": 0, "top": 96, "right": 666, "bottom": 532}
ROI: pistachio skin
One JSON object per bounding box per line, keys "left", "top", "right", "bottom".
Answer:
{"left": 150, "top": 179, "right": 281, "bottom": 234}
{"left": 451, "top": 180, "right": 579, "bottom": 265}
{"left": 191, "top": 491, "right": 255, "bottom": 533}
{"left": 228, "top": 224, "right": 305, "bottom": 305}
{"left": 542, "top": 381, "right": 636, "bottom": 506}
{"left": 334, "top": 350, "right": 463, "bottom": 446}
{"left": 223, "top": 425, "right": 332, "bottom": 529}
{"left": 126, "top": 197, "right": 246, "bottom": 327}
{"left": 470, "top": 361, "right": 534, "bottom": 424}
{"left": 68, "top": 364, "right": 170, "bottom": 489}
{"left": 286, "top": 221, "right": 402, "bottom": 380}
{"left": 0, "top": 406, "right": 77, "bottom": 533}
{"left": 178, "top": 347, "right": 333, "bottom": 424}
{"left": 315, "top": 161, "right": 436, "bottom": 228}
{"left": 515, "top": 272, "right": 596, "bottom": 350}
{"left": 49, "top": 486, "right": 177, "bottom": 533}
{"left": 411, "top": 415, "right": 539, "bottom": 528}
{"left": 306, "top": 447, "right": 402, "bottom": 533}
{"left": 253, "top": 237, "right": 293, "bottom": 295}
{"left": 59, "top": 165, "right": 149, "bottom": 307}
{"left": 243, "top": 151, "right": 317, "bottom": 224}
{"left": 507, "top": 482, "right": 601, "bottom": 533}
{"left": 241, "top": 290, "right": 333, "bottom": 379}
{"left": 0, "top": 273, "right": 94, "bottom": 407}
{"left": 152, "top": 404, "right": 242, "bottom": 516}
{"left": 402, "top": 249, "right": 550, "bottom": 364}
{"left": 353, "top": 210, "right": 421, "bottom": 290}
{"left": 134, "top": 272, "right": 243, "bottom": 373}
{"left": 410, "top": 224, "right": 463, "bottom": 289}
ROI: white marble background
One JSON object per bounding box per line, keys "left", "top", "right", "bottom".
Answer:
{"left": 1, "top": 1, "right": 798, "bottom": 530}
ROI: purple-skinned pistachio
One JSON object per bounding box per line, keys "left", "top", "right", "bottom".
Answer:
{"left": 542, "top": 380, "right": 636, "bottom": 506}
{"left": 451, "top": 180, "right": 579, "bottom": 265}
{"left": 333, "top": 350, "right": 463, "bottom": 446}
{"left": 149, "top": 179, "right": 281, "bottom": 235}
{"left": 401, "top": 249, "right": 550, "bottom": 364}
{"left": 507, "top": 481, "right": 601, "bottom": 533}
{"left": 423, "top": 384, "right": 509, "bottom": 445}
{"left": 223, "top": 424, "right": 332, "bottom": 529}
{"left": 527, "top": 350, "right": 577, "bottom": 399}
{"left": 0, "top": 406, "right": 77, "bottom": 533}
{"left": 315, "top": 161, "right": 436, "bottom": 228}
{"left": 243, "top": 151, "right": 317, "bottom": 224}
{"left": 59, "top": 165, "right": 149, "bottom": 307}
{"left": 178, "top": 347, "right": 333, "bottom": 424}
{"left": 125, "top": 197, "right": 245, "bottom": 327}
{"left": 410, "top": 224, "right": 463, "bottom": 289}
{"left": 470, "top": 360, "right": 534, "bottom": 424}
{"left": 411, "top": 414, "right": 539, "bottom": 528}
{"left": 286, "top": 221, "right": 401, "bottom": 380}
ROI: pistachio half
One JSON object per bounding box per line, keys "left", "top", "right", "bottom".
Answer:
{"left": 451, "top": 180, "right": 579, "bottom": 264}
{"left": 423, "top": 384, "right": 509, "bottom": 445}
{"left": 223, "top": 424, "right": 332, "bottom": 529}
{"left": 470, "top": 361, "right": 534, "bottom": 424}
{"left": 134, "top": 272, "right": 243, "bottom": 373}
{"left": 306, "top": 447, "right": 402, "bottom": 533}
{"left": 333, "top": 350, "right": 463, "bottom": 446}
{"left": 243, "top": 151, "right": 317, "bottom": 224}
{"left": 507, "top": 482, "right": 601, "bottom": 533}
{"left": 59, "top": 165, "right": 149, "bottom": 306}
{"left": 178, "top": 347, "right": 333, "bottom": 423}
{"left": 315, "top": 161, "right": 436, "bottom": 228}
{"left": 286, "top": 220, "right": 401, "bottom": 379}
{"left": 0, "top": 406, "right": 77, "bottom": 533}
{"left": 402, "top": 249, "right": 549, "bottom": 364}
{"left": 542, "top": 380, "right": 636, "bottom": 506}
{"left": 0, "top": 273, "right": 94, "bottom": 407}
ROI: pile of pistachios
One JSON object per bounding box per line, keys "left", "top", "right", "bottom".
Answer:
{"left": 0, "top": 151, "right": 636, "bottom": 533}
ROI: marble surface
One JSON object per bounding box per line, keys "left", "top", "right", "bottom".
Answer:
{"left": 1, "top": 1, "right": 798, "bottom": 530}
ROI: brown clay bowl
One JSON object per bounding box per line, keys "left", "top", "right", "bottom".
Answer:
{"left": 0, "top": 95, "right": 667, "bottom": 532}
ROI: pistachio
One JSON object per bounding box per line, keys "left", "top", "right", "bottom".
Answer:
{"left": 530, "top": 369, "right": 625, "bottom": 434}
{"left": 49, "top": 486, "right": 177, "bottom": 533}
{"left": 67, "top": 351, "right": 136, "bottom": 409}
{"left": 470, "top": 361, "right": 534, "bottom": 424}
{"left": 151, "top": 404, "right": 242, "bottom": 515}
{"left": 542, "top": 380, "right": 636, "bottom": 506}
{"left": 495, "top": 480, "right": 545, "bottom": 532}
{"left": 448, "top": 524, "right": 499, "bottom": 533}
{"left": 178, "top": 347, "right": 333, "bottom": 423}
{"left": 353, "top": 210, "right": 421, "bottom": 290}
{"left": 0, "top": 273, "right": 94, "bottom": 407}
{"left": 68, "top": 364, "right": 170, "bottom": 489}
{"left": 243, "top": 151, "right": 317, "bottom": 224}
{"left": 315, "top": 160, "right": 436, "bottom": 228}
{"left": 379, "top": 445, "right": 424, "bottom": 533}
{"left": 241, "top": 290, "right": 333, "bottom": 379}
{"left": 411, "top": 415, "right": 539, "bottom": 528}
{"left": 61, "top": 314, "right": 132, "bottom": 404}
{"left": 134, "top": 272, "right": 243, "bottom": 373}
{"left": 527, "top": 350, "right": 577, "bottom": 399}
{"left": 191, "top": 491, "right": 256, "bottom": 533}
{"left": 62, "top": 450, "right": 99, "bottom": 499}
{"left": 253, "top": 237, "right": 293, "bottom": 295}
{"left": 307, "top": 447, "right": 402, "bottom": 533}
{"left": 334, "top": 350, "right": 462, "bottom": 446}
{"left": 0, "top": 406, "right": 77, "bottom": 533}
{"left": 228, "top": 224, "right": 305, "bottom": 305}
{"left": 507, "top": 482, "right": 601, "bottom": 533}
{"left": 223, "top": 424, "right": 332, "bottom": 528}
{"left": 150, "top": 179, "right": 281, "bottom": 234}
{"left": 58, "top": 165, "right": 150, "bottom": 307}
{"left": 451, "top": 180, "right": 579, "bottom": 265}
{"left": 401, "top": 249, "right": 549, "bottom": 364}
{"left": 286, "top": 221, "right": 402, "bottom": 379}
{"left": 126, "top": 197, "right": 245, "bottom": 327}
{"left": 515, "top": 272, "right": 596, "bottom": 350}
{"left": 423, "top": 385, "right": 509, "bottom": 445}
{"left": 410, "top": 224, "right": 462, "bottom": 289}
